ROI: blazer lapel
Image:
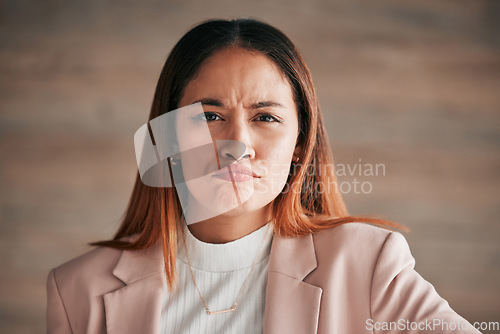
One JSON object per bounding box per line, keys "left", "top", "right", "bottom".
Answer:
{"left": 103, "top": 241, "right": 164, "bottom": 334}
{"left": 101, "top": 232, "right": 321, "bottom": 334}
{"left": 263, "top": 233, "right": 323, "bottom": 334}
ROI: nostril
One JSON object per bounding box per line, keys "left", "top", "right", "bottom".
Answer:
{"left": 217, "top": 140, "right": 250, "bottom": 161}
{"left": 224, "top": 152, "right": 249, "bottom": 161}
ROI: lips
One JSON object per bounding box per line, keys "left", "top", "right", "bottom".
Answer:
{"left": 213, "top": 164, "right": 260, "bottom": 182}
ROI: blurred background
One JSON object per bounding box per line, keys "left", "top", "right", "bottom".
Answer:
{"left": 0, "top": 0, "right": 499, "bottom": 332}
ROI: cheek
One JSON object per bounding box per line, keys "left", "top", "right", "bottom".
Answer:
{"left": 254, "top": 140, "right": 295, "bottom": 198}
{"left": 258, "top": 131, "right": 297, "bottom": 161}
{"left": 261, "top": 145, "right": 294, "bottom": 165}
{"left": 255, "top": 135, "right": 296, "bottom": 181}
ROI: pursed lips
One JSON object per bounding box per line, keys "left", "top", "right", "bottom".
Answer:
{"left": 213, "top": 164, "right": 261, "bottom": 179}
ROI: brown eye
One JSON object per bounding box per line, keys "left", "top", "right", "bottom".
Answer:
{"left": 255, "top": 114, "right": 280, "bottom": 122}
{"left": 193, "top": 112, "right": 221, "bottom": 122}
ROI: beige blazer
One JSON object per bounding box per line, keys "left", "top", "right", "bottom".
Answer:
{"left": 46, "top": 223, "right": 480, "bottom": 333}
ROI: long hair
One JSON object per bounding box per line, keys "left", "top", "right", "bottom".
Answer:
{"left": 91, "top": 18, "right": 405, "bottom": 290}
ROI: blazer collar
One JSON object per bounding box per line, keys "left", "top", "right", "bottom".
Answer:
{"left": 110, "top": 228, "right": 320, "bottom": 283}
{"left": 268, "top": 231, "right": 318, "bottom": 279}
{"left": 103, "top": 231, "right": 322, "bottom": 334}
{"left": 103, "top": 235, "right": 164, "bottom": 334}
{"left": 263, "top": 232, "right": 323, "bottom": 334}
{"left": 112, "top": 237, "right": 164, "bottom": 284}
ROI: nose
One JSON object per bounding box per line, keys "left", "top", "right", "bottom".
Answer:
{"left": 214, "top": 110, "right": 256, "bottom": 162}
{"left": 217, "top": 139, "right": 255, "bottom": 161}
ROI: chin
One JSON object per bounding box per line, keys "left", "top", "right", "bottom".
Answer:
{"left": 219, "top": 200, "right": 264, "bottom": 217}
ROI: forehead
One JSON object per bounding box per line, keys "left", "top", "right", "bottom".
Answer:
{"left": 181, "top": 47, "right": 293, "bottom": 104}
{"left": 197, "top": 47, "right": 285, "bottom": 77}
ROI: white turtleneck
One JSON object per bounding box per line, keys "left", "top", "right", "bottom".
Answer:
{"left": 160, "top": 222, "right": 273, "bottom": 334}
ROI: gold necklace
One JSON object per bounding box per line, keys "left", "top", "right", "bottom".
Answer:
{"left": 181, "top": 224, "right": 272, "bottom": 315}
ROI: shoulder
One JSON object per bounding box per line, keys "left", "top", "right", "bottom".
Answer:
{"left": 46, "top": 235, "right": 140, "bottom": 332}
{"left": 311, "top": 222, "right": 413, "bottom": 272}
{"left": 48, "top": 245, "right": 124, "bottom": 305}
{"left": 300, "top": 222, "right": 415, "bottom": 295}
{"left": 48, "top": 234, "right": 140, "bottom": 295}
{"left": 52, "top": 246, "right": 122, "bottom": 284}
{"left": 312, "top": 221, "right": 402, "bottom": 250}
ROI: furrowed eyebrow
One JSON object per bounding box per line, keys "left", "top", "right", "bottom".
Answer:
{"left": 192, "top": 98, "right": 226, "bottom": 107}
{"left": 191, "top": 98, "right": 285, "bottom": 109}
{"left": 251, "top": 101, "right": 286, "bottom": 109}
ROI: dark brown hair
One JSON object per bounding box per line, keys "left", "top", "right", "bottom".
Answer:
{"left": 91, "top": 18, "right": 405, "bottom": 290}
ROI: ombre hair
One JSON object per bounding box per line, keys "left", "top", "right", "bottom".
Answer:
{"left": 91, "top": 18, "right": 404, "bottom": 290}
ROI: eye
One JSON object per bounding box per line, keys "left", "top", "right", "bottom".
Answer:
{"left": 193, "top": 112, "right": 221, "bottom": 122}
{"left": 254, "top": 113, "right": 282, "bottom": 123}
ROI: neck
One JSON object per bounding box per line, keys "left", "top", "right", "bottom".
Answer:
{"left": 186, "top": 205, "right": 271, "bottom": 243}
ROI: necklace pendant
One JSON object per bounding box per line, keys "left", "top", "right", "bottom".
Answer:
{"left": 207, "top": 307, "right": 236, "bottom": 315}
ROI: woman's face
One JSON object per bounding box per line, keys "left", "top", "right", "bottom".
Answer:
{"left": 176, "top": 47, "right": 299, "bottom": 223}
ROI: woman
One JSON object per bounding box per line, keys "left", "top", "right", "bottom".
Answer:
{"left": 46, "top": 19, "right": 480, "bottom": 334}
